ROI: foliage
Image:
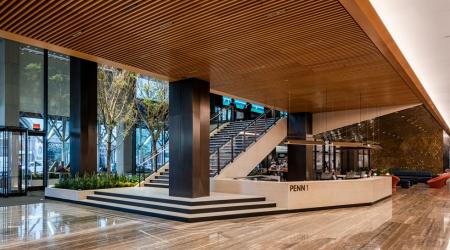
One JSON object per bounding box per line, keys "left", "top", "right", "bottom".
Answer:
{"left": 97, "top": 66, "right": 139, "bottom": 173}
{"left": 31, "top": 172, "right": 63, "bottom": 180}
{"left": 54, "top": 173, "right": 139, "bottom": 190}
{"left": 136, "top": 79, "right": 169, "bottom": 170}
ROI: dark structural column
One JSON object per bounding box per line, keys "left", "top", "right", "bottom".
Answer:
{"left": 70, "top": 57, "right": 97, "bottom": 176}
{"left": 341, "top": 148, "right": 358, "bottom": 173}
{"left": 287, "top": 112, "right": 312, "bottom": 181}
{"left": 169, "top": 78, "right": 210, "bottom": 198}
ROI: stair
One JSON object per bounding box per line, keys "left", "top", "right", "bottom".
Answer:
{"left": 145, "top": 169, "right": 169, "bottom": 188}
{"left": 79, "top": 188, "right": 285, "bottom": 222}
{"left": 145, "top": 117, "right": 280, "bottom": 187}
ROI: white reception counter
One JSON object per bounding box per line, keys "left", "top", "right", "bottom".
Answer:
{"left": 211, "top": 176, "right": 392, "bottom": 210}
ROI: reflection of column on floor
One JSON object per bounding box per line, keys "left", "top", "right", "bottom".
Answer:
{"left": 116, "top": 123, "right": 133, "bottom": 175}
{"left": 0, "top": 39, "right": 20, "bottom": 127}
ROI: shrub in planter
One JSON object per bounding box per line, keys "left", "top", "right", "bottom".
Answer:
{"left": 54, "top": 173, "right": 138, "bottom": 190}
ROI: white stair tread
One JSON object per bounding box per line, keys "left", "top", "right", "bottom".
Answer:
{"left": 81, "top": 199, "right": 285, "bottom": 219}
{"left": 88, "top": 194, "right": 275, "bottom": 210}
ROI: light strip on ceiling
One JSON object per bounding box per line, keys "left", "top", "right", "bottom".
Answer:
{"left": 369, "top": 0, "right": 450, "bottom": 127}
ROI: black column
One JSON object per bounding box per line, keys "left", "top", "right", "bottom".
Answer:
{"left": 287, "top": 112, "right": 312, "bottom": 181}
{"left": 70, "top": 57, "right": 97, "bottom": 176}
{"left": 169, "top": 78, "right": 210, "bottom": 198}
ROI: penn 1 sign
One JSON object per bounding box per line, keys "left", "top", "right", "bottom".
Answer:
{"left": 289, "top": 184, "right": 309, "bottom": 192}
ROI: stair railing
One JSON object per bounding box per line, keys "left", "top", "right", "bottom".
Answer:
{"left": 137, "top": 144, "right": 169, "bottom": 187}
{"left": 210, "top": 107, "right": 230, "bottom": 134}
{"left": 137, "top": 107, "right": 232, "bottom": 186}
{"left": 212, "top": 109, "right": 279, "bottom": 176}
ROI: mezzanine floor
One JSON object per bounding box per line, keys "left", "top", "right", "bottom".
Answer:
{"left": 0, "top": 184, "right": 449, "bottom": 250}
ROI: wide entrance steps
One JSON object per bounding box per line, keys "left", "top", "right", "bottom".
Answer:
{"left": 78, "top": 188, "right": 285, "bottom": 222}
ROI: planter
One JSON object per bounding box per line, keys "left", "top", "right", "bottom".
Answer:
{"left": 45, "top": 187, "right": 96, "bottom": 201}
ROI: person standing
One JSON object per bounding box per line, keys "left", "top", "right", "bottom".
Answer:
{"left": 244, "top": 102, "right": 253, "bottom": 120}
{"left": 229, "top": 98, "right": 236, "bottom": 121}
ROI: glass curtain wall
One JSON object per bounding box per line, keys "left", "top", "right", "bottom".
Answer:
{"left": 0, "top": 39, "right": 71, "bottom": 188}
{"left": 18, "top": 45, "right": 44, "bottom": 187}
{"left": 47, "top": 51, "right": 70, "bottom": 184}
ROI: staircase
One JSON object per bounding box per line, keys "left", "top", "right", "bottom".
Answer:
{"left": 145, "top": 111, "right": 281, "bottom": 188}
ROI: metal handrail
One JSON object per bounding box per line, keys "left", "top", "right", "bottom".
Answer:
{"left": 211, "top": 109, "right": 273, "bottom": 156}
{"left": 211, "top": 109, "right": 278, "bottom": 175}
{"left": 210, "top": 107, "right": 229, "bottom": 122}
{"left": 137, "top": 144, "right": 169, "bottom": 187}
{"left": 137, "top": 107, "right": 231, "bottom": 186}
{"left": 210, "top": 107, "right": 230, "bottom": 133}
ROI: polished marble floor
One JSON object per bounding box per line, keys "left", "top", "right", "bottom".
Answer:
{"left": 0, "top": 184, "right": 449, "bottom": 250}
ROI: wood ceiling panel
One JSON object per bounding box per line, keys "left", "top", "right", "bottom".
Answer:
{"left": 0, "top": 0, "right": 419, "bottom": 112}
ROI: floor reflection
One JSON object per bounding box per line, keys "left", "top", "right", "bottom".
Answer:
{"left": 0, "top": 202, "right": 130, "bottom": 244}
{"left": 0, "top": 185, "right": 448, "bottom": 250}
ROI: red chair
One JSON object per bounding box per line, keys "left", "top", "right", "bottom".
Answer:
{"left": 392, "top": 176, "right": 400, "bottom": 192}
{"left": 427, "top": 173, "right": 450, "bottom": 189}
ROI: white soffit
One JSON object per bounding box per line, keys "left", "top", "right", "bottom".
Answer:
{"left": 370, "top": 0, "right": 450, "bottom": 127}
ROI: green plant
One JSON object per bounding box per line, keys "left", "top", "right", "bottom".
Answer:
{"left": 54, "top": 173, "right": 139, "bottom": 190}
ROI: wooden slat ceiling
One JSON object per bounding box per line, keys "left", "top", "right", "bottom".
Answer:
{"left": 0, "top": 0, "right": 419, "bottom": 112}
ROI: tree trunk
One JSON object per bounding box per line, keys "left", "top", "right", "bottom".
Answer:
{"left": 151, "top": 139, "right": 158, "bottom": 173}
{"left": 106, "top": 128, "right": 113, "bottom": 174}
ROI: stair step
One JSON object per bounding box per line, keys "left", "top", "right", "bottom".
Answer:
{"left": 155, "top": 175, "right": 169, "bottom": 180}
{"left": 144, "top": 183, "right": 169, "bottom": 188}
{"left": 86, "top": 194, "right": 276, "bottom": 214}
{"left": 93, "top": 190, "right": 266, "bottom": 206}
{"left": 78, "top": 199, "right": 285, "bottom": 222}
{"left": 149, "top": 179, "right": 169, "bottom": 184}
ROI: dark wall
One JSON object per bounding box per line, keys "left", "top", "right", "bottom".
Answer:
{"left": 370, "top": 106, "right": 444, "bottom": 174}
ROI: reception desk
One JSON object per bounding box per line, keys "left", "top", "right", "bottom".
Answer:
{"left": 211, "top": 176, "right": 391, "bottom": 210}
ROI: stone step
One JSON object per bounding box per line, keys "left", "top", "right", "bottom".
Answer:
{"left": 79, "top": 199, "right": 285, "bottom": 222}
{"left": 93, "top": 190, "right": 266, "bottom": 206}
{"left": 149, "top": 179, "right": 169, "bottom": 184}
{"left": 86, "top": 194, "right": 276, "bottom": 214}
{"left": 144, "top": 183, "right": 169, "bottom": 188}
